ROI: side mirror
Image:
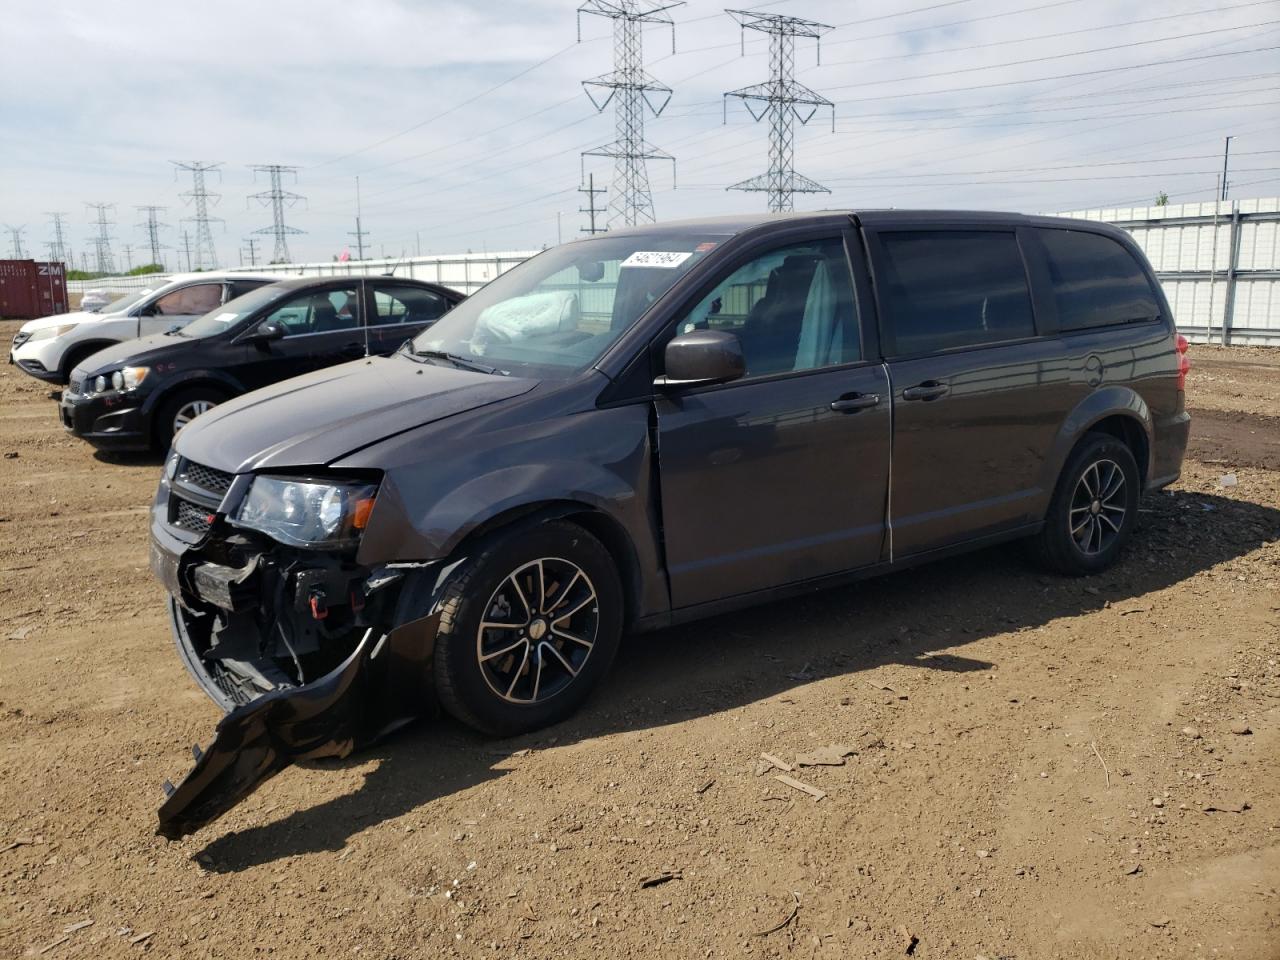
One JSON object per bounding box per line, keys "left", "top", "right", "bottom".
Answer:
{"left": 658, "top": 329, "right": 745, "bottom": 387}
{"left": 250, "top": 319, "right": 286, "bottom": 342}
{"left": 139, "top": 304, "right": 159, "bottom": 317}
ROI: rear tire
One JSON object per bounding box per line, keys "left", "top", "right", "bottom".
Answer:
{"left": 154, "top": 387, "right": 227, "bottom": 451}
{"left": 433, "top": 520, "right": 623, "bottom": 737}
{"left": 1032, "top": 433, "right": 1140, "bottom": 576}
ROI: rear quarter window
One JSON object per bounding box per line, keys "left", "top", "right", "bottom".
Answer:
{"left": 1037, "top": 228, "right": 1160, "bottom": 331}
{"left": 873, "top": 230, "right": 1036, "bottom": 355}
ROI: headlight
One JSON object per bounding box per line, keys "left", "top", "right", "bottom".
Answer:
{"left": 28, "top": 323, "right": 79, "bottom": 341}
{"left": 121, "top": 366, "right": 149, "bottom": 390}
{"left": 230, "top": 476, "right": 378, "bottom": 549}
{"left": 87, "top": 366, "right": 149, "bottom": 395}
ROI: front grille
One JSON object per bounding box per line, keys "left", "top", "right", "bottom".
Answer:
{"left": 178, "top": 460, "right": 235, "bottom": 497}
{"left": 173, "top": 498, "right": 215, "bottom": 535}
{"left": 68, "top": 376, "right": 83, "bottom": 395}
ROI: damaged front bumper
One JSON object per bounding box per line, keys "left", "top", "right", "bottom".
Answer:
{"left": 150, "top": 467, "right": 447, "bottom": 840}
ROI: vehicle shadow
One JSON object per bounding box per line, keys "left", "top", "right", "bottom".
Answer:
{"left": 197, "top": 487, "right": 1279, "bottom": 871}
{"left": 93, "top": 450, "right": 166, "bottom": 468}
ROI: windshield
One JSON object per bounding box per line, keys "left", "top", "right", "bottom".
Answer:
{"left": 409, "top": 234, "right": 720, "bottom": 377}
{"left": 179, "top": 284, "right": 291, "bottom": 338}
{"left": 100, "top": 290, "right": 153, "bottom": 314}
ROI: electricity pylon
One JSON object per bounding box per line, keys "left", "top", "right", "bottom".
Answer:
{"left": 173, "top": 161, "right": 223, "bottom": 270}
{"left": 136, "top": 205, "right": 170, "bottom": 270}
{"left": 578, "top": 0, "right": 684, "bottom": 228}
{"left": 724, "top": 10, "right": 834, "bottom": 213}
{"left": 249, "top": 164, "right": 304, "bottom": 263}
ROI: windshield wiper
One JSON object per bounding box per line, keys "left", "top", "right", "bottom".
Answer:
{"left": 410, "top": 348, "right": 501, "bottom": 376}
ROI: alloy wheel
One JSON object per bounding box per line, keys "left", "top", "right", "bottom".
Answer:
{"left": 475, "top": 557, "right": 600, "bottom": 705}
{"left": 1069, "top": 458, "right": 1127, "bottom": 556}
{"left": 173, "top": 399, "right": 216, "bottom": 434}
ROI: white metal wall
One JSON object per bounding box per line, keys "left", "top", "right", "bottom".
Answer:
{"left": 65, "top": 198, "right": 1280, "bottom": 345}
{"left": 1052, "top": 197, "right": 1280, "bottom": 346}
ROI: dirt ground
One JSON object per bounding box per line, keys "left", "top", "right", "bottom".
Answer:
{"left": 1, "top": 324, "right": 1277, "bottom": 960}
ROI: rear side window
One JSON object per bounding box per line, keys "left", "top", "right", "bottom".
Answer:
{"left": 1038, "top": 228, "right": 1160, "bottom": 330}
{"left": 874, "top": 231, "right": 1035, "bottom": 355}
{"left": 229, "top": 279, "right": 270, "bottom": 299}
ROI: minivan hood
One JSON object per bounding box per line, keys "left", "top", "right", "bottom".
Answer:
{"left": 19, "top": 309, "right": 100, "bottom": 334}
{"left": 175, "top": 354, "right": 539, "bottom": 473}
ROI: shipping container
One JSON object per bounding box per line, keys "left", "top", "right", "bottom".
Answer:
{"left": 0, "top": 260, "right": 69, "bottom": 320}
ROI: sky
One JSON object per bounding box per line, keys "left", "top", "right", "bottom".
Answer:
{"left": 1, "top": 0, "right": 1277, "bottom": 267}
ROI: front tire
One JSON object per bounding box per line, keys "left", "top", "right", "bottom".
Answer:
{"left": 154, "top": 387, "right": 226, "bottom": 451}
{"left": 433, "top": 520, "right": 623, "bottom": 737}
{"left": 1032, "top": 433, "right": 1140, "bottom": 575}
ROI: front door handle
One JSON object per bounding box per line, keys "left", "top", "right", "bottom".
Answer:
{"left": 830, "top": 393, "right": 880, "bottom": 412}
{"left": 902, "top": 381, "right": 949, "bottom": 402}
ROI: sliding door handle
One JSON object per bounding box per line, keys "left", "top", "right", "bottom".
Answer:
{"left": 902, "top": 381, "right": 949, "bottom": 401}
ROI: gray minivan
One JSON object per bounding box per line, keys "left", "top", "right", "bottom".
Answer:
{"left": 148, "top": 210, "right": 1190, "bottom": 837}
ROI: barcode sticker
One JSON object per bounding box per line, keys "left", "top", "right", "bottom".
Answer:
{"left": 621, "top": 251, "right": 693, "bottom": 268}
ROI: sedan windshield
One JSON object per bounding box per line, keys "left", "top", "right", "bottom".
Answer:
{"left": 179, "top": 284, "right": 291, "bottom": 338}
{"left": 410, "top": 234, "right": 720, "bottom": 377}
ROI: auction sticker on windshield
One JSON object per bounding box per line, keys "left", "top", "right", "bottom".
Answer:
{"left": 621, "top": 251, "right": 693, "bottom": 268}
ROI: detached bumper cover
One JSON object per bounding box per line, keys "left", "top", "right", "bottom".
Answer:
{"left": 150, "top": 502, "right": 445, "bottom": 840}
{"left": 157, "top": 608, "right": 441, "bottom": 840}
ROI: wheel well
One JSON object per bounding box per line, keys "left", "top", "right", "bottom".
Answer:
{"left": 59, "top": 341, "right": 119, "bottom": 380}
{"left": 459, "top": 501, "right": 643, "bottom": 628}
{"left": 1087, "top": 414, "right": 1149, "bottom": 486}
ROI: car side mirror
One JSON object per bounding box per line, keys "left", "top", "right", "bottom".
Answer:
{"left": 250, "top": 319, "right": 286, "bottom": 342}
{"left": 139, "top": 304, "right": 159, "bottom": 317}
{"left": 658, "top": 329, "right": 745, "bottom": 387}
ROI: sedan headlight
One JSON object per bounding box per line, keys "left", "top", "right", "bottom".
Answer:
{"left": 230, "top": 476, "right": 378, "bottom": 549}
{"left": 28, "top": 323, "right": 79, "bottom": 341}
{"left": 85, "top": 366, "right": 149, "bottom": 395}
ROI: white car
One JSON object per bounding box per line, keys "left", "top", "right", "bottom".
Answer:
{"left": 9, "top": 272, "right": 284, "bottom": 385}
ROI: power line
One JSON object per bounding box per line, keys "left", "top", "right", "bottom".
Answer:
{"left": 820, "top": 19, "right": 1280, "bottom": 91}
{"left": 724, "top": 8, "right": 834, "bottom": 212}
{"left": 578, "top": 0, "right": 684, "bottom": 228}
{"left": 816, "top": 0, "right": 1278, "bottom": 68}
{"left": 248, "top": 164, "right": 304, "bottom": 263}
{"left": 173, "top": 161, "right": 223, "bottom": 270}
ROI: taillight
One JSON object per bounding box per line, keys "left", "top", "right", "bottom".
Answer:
{"left": 1176, "top": 334, "right": 1190, "bottom": 391}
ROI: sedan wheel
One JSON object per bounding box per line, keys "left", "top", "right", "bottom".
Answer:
{"left": 173, "top": 398, "right": 217, "bottom": 435}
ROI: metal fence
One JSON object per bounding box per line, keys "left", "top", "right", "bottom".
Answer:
{"left": 64, "top": 199, "right": 1280, "bottom": 345}
{"left": 1052, "top": 197, "right": 1279, "bottom": 346}
{"left": 66, "top": 250, "right": 540, "bottom": 302}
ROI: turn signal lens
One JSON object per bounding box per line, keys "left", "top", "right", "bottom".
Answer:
{"left": 1175, "top": 334, "right": 1190, "bottom": 390}
{"left": 352, "top": 497, "right": 376, "bottom": 530}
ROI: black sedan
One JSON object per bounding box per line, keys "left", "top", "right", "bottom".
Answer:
{"left": 59, "top": 276, "right": 463, "bottom": 452}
